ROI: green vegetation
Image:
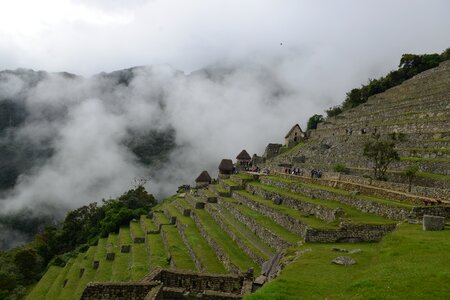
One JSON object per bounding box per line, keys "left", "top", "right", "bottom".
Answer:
{"left": 404, "top": 165, "right": 419, "bottom": 192}
{"left": 363, "top": 135, "right": 400, "bottom": 180}
{"left": 130, "top": 244, "right": 150, "bottom": 281}
{"left": 401, "top": 157, "right": 450, "bottom": 163}
{"left": 325, "top": 49, "right": 450, "bottom": 118}
{"left": 334, "top": 163, "right": 350, "bottom": 174}
{"left": 307, "top": 114, "right": 324, "bottom": 130}
{"left": 246, "top": 224, "right": 450, "bottom": 300}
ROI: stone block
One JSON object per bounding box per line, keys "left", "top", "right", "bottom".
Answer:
{"left": 92, "top": 260, "right": 99, "bottom": 269}
{"left": 332, "top": 256, "right": 356, "bottom": 265}
{"left": 195, "top": 202, "right": 205, "bottom": 209}
{"left": 423, "top": 215, "right": 445, "bottom": 231}
{"left": 121, "top": 245, "right": 131, "bottom": 253}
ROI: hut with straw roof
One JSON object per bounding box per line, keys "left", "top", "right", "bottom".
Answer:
{"left": 236, "top": 149, "right": 251, "bottom": 171}
{"left": 195, "top": 170, "right": 212, "bottom": 187}
{"left": 218, "top": 159, "right": 234, "bottom": 178}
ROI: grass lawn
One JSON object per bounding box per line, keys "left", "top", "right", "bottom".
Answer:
{"left": 57, "top": 252, "right": 86, "bottom": 299}
{"left": 141, "top": 215, "right": 158, "bottom": 232}
{"left": 94, "top": 238, "right": 113, "bottom": 282}
{"left": 118, "top": 227, "right": 132, "bottom": 245}
{"left": 220, "top": 197, "right": 301, "bottom": 245}
{"left": 159, "top": 221, "right": 196, "bottom": 271}
{"left": 26, "top": 265, "right": 63, "bottom": 300}
{"left": 73, "top": 246, "right": 98, "bottom": 299}
{"left": 131, "top": 243, "right": 150, "bottom": 280}
{"left": 164, "top": 203, "right": 227, "bottom": 274}
{"left": 111, "top": 251, "right": 131, "bottom": 282}
{"left": 130, "top": 221, "right": 145, "bottom": 238}
{"left": 147, "top": 233, "right": 170, "bottom": 269}
{"left": 248, "top": 182, "right": 395, "bottom": 225}
{"left": 179, "top": 198, "right": 259, "bottom": 273}
{"left": 401, "top": 157, "right": 450, "bottom": 163}
{"left": 44, "top": 259, "right": 74, "bottom": 299}
{"left": 246, "top": 223, "right": 450, "bottom": 300}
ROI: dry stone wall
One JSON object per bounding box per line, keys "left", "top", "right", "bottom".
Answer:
{"left": 205, "top": 204, "right": 265, "bottom": 265}
{"left": 246, "top": 184, "right": 343, "bottom": 222}
{"left": 218, "top": 199, "right": 292, "bottom": 251}
{"left": 80, "top": 282, "right": 157, "bottom": 300}
{"left": 305, "top": 223, "right": 397, "bottom": 243}
{"left": 260, "top": 177, "right": 410, "bottom": 220}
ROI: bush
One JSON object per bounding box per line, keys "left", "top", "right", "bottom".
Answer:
{"left": 334, "top": 164, "right": 350, "bottom": 174}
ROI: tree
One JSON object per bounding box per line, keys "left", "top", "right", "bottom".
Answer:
{"left": 363, "top": 136, "right": 400, "bottom": 180}
{"left": 404, "top": 165, "right": 419, "bottom": 193}
{"left": 307, "top": 114, "right": 324, "bottom": 130}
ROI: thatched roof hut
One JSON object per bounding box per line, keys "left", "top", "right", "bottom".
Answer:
{"left": 236, "top": 149, "right": 251, "bottom": 160}
{"left": 195, "top": 170, "right": 212, "bottom": 183}
{"left": 218, "top": 159, "right": 233, "bottom": 174}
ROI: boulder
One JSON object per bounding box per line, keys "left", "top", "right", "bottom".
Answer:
{"left": 423, "top": 215, "right": 445, "bottom": 231}
{"left": 332, "top": 256, "right": 356, "bottom": 266}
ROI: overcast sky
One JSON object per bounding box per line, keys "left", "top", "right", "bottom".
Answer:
{"left": 0, "top": 0, "right": 449, "bottom": 77}
{"left": 0, "top": 0, "right": 449, "bottom": 217}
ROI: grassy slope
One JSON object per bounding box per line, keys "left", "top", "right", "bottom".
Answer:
{"left": 25, "top": 266, "right": 62, "bottom": 300}
{"left": 246, "top": 223, "right": 450, "bottom": 300}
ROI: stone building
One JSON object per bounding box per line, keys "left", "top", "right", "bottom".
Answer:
{"left": 218, "top": 159, "right": 234, "bottom": 178}
{"left": 284, "top": 124, "right": 304, "bottom": 147}
{"left": 236, "top": 149, "right": 251, "bottom": 171}
{"left": 263, "top": 143, "right": 282, "bottom": 159}
{"left": 195, "top": 170, "right": 212, "bottom": 187}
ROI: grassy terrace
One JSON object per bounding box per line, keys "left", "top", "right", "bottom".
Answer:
{"left": 131, "top": 243, "right": 150, "bottom": 281}
{"left": 247, "top": 182, "right": 395, "bottom": 225}
{"left": 57, "top": 251, "right": 87, "bottom": 299}
{"left": 232, "top": 173, "right": 254, "bottom": 180}
{"left": 26, "top": 265, "right": 63, "bottom": 300}
{"left": 266, "top": 175, "right": 414, "bottom": 209}
{"left": 178, "top": 198, "right": 258, "bottom": 273}
{"left": 401, "top": 147, "right": 450, "bottom": 153}
{"left": 221, "top": 178, "right": 241, "bottom": 187}
{"left": 74, "top": 246, "right": 98, "bottom": 299}
{"left": 401, "top": 156, "right": 450, "bottom": 163}
{"left": 94, "top": 238, "right": 113, "bottom": 282}
{"left": 44, "top": 260, "right": 74, "bottom": 299}
{"left": 219, "top": 197, "right": 301, "bottom": 245}
{"left": 211, "top": 184, "right": 229, "bottom": 194}
{"left": 203, "top": 188, "right": 217, "bottom": 198}
{"left": 164, "top": 203, "right": 227, "bottom": 274}
{"left": 208, "top": 201, "right": 273, "bottom": 261}
{"left": 154, "top": 208, "right": 196, "bottom": 271}
{"left": 246, "top": 224, "right": 450, "bottom": 300}
{"left": 130, "top": 221, "right": 145, "bottom": 239}
{"left": 147, "top": 232, "right": 170, "bottom": 270}
{"left": 233, "top": 190, "right": 338, "bottom": 229}
{"left": 141, "top": 214, "right": 158, "bottom": 232}
{"left": 118, "top": 227, "right": 132, "bottom": 245}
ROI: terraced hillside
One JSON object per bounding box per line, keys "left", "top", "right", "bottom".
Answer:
{"left": 27, "top": 61, "right": 450, "bottom": 299}
{"left": 268, "top": 59, "right": 450, "bottom": 196}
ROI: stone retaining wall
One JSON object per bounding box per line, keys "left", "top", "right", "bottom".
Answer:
{"left": 80, "top": 282, "right": 158, "bottom": 300}
{"left": 205, "top": 204, "right": 265, "bottom": 265}
{"left": 245, "top": 184, "right": 342, "bottom": 222}
{"left": 260, "top": 177, "right": 410, "bottom": 220}
{"left": 190, "top": 211, "right": 240, "bottom": 274}
{"left": 232, "top": 192, "right": 307, "bottom": 236}
{"left": 305, "top": 223, "right": 397, "bottom": 243}
{"left": 410, "top": 206, "right": 450, "bottom": 219}
{"left": 218, "top": 199, "right": 292, "bottom": 251}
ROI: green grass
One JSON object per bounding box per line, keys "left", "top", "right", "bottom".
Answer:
{"left": 57, "top": 251, "right": 86, "bottom": 299}
{"left": 234, "top": 190, "right": 338, "bottom": 229}
{"left": 246, "top": 223, "right": 450, "bottom": 300}
{"left": 26, "top": 266, "right": 63, "bottom": 299}
{"left": 402, "top": 147, "right": 450, "bottom": 153}
{"left": 416, "top": 171, "right": 450, "bottom": 181}
{"left": 221, "top": 178, "right": 241, "bottom": 187}
{"left": 220, "top": 197, "right": 301, "bottom": 245}
{"left": 276, "top": 142, "right": 307, "bottom": 158}
{"left": 141, "top": 215, "right": 158, "bottom": 232}
{"left": 203, "top": 188, "right": 217, "bottom": 198}
{"left": 401, "top": 157, "right": 450, "bottom": 163}
{"left": 131, "top": 243, "right": 150, "bottom": 280}
{"left": 45, "top": 259, "right": 75, "bottom": 299}
{"left": 248, "top": 182, "right": 394, "bottom": 225}
{"left": 147, "top": 233, "right": 170, "bottom": 269}
{"left": 73, "top": 246, "right": 98, "bottom": 299}
{"left": 94, "top": 238, "right": 113, "bottom": 282}
{"left": 179, "top": 198, "right": 258, "bottom": 273}
{"left": 158, "top": 219, "right": 197, "bottom": 271}
{"left": 130, "top": 221, "right": 145, "bottom": 238}
{"left": 213, "top": 184, "right": 228, "bottom": 194}
{"left": 164, "top": 203, "right": 227, "bottom": 274}
{"left": 154, "top": 211, "right": 170, "bottom": 224}
{"left": 266, "top": 175, "right": 414, "bottom": 209}
{"left": 233, "top": 173, "right": 254, "bottom": 180}
{"left": 212, "top": 200, "right": 275, "bottom": 258}
{"left": 118, "top": 227, "right": 132, "bottom": 245}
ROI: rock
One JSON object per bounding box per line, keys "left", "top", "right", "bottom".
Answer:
{"left": 262, "top": 252, "right": 283, "bottom": 277}
{"left": 348, "top": 249, "right": 362, "bottom": 254}
{"left": 350, "top": 190, "right": 360, "bottom": 195}
{"left": 332, "top": 256, "right": 356, "bottom": 266}
{"left": 272, "top": 196, "right": 282, "bottom": 205}
{"left": 423, "top": 215, "right": 445, "bottom": 231}
{"left": 254, "top": 275, "right": 267, "bottom": 285}
{"left": 332, "top": 247, "right": 348, "bottom": 253}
